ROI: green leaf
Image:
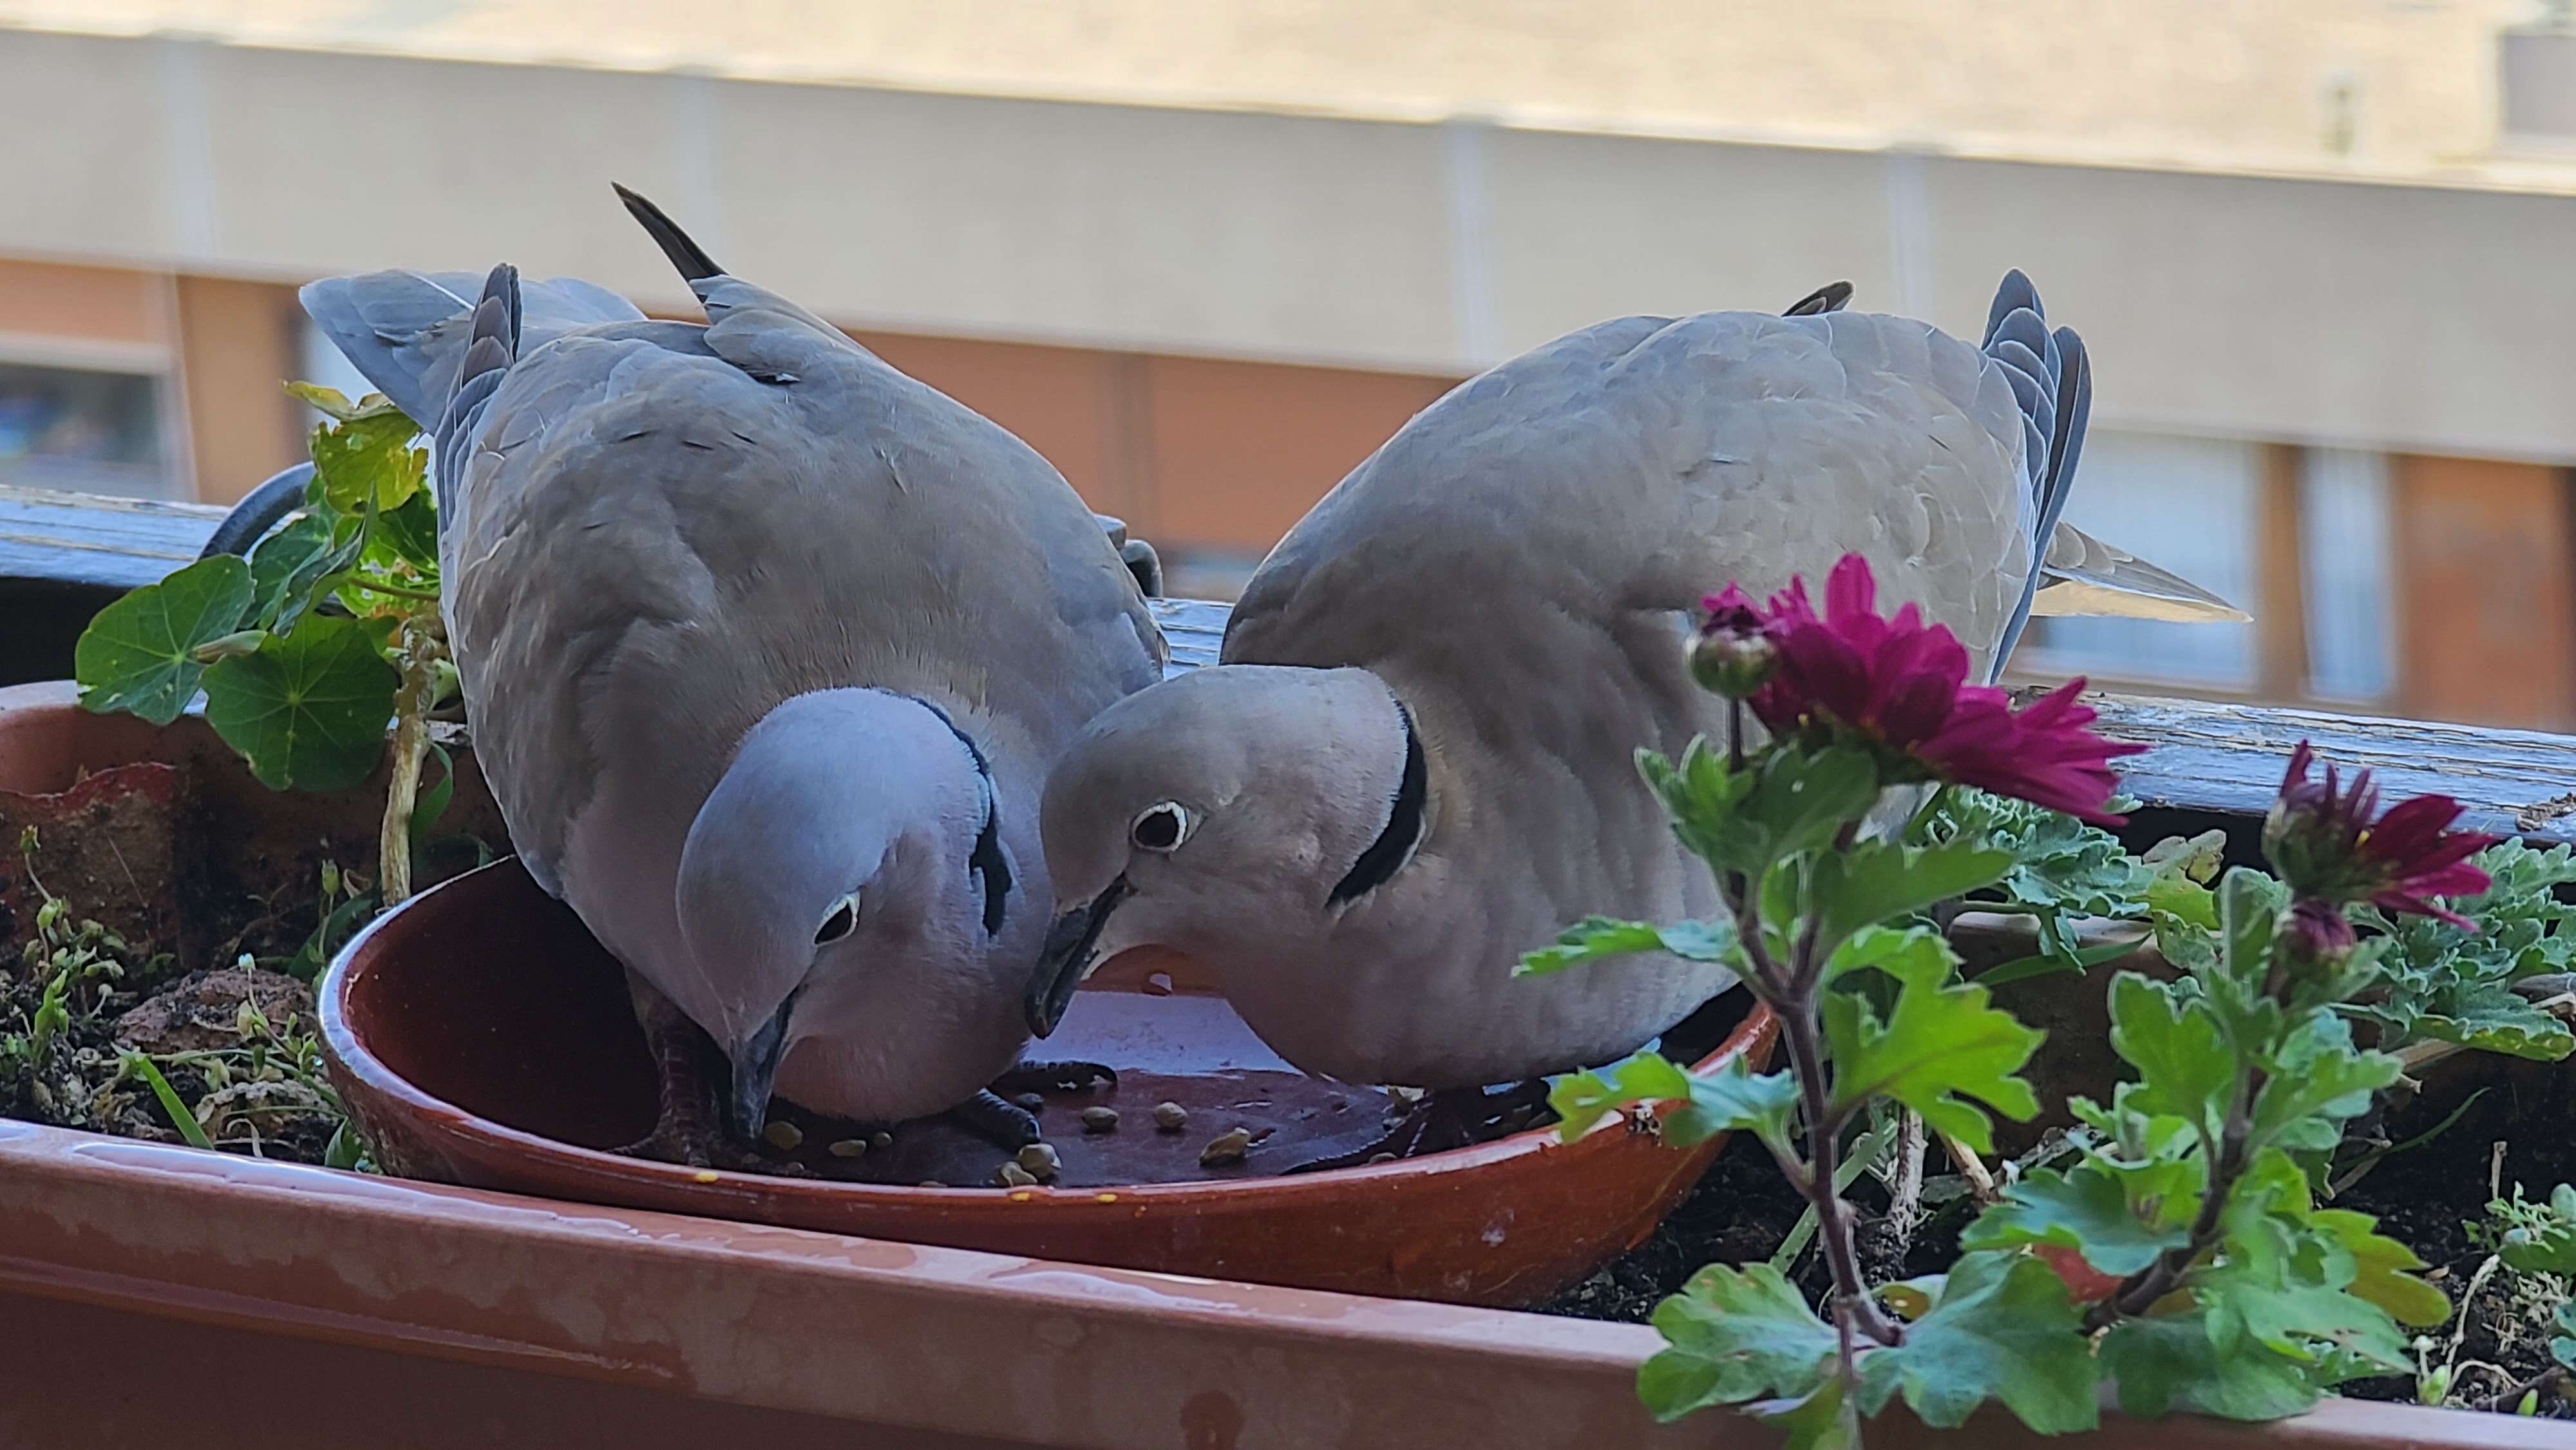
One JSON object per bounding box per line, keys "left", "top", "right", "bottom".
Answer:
{"left": 2148, "top": 872, "right": 2220, "bottom": 930}
{"left": 1975, "top": 930, "right": 2146, "bottom": 988}
{"left": 1824, "top": 962, "right": 2041, "bottom": 1154}
{"left": 272, "top": 509, "right": 370, "bottom": 637}
{"left": 2362, "top": 842, "right": 2576, "bottom": 1063}
{"left": 1638, "top": 1263, "right": 1839, "bottom": 1422}
{"left": 1637, "top": 739, "right": 1754, "bottom": 872}
{"left": 2220, "top": 866, "right": 2288, "bottom": 987}
{"left": 202, "top": 615, "right": 399, "bottom": 791}
{"left": 409, "top": 741, "right": 457, "bottom": 846}
{"left": 1810, "top": 837, "right": 2013, "bottom": 950}
{"left": 362, "top": 487, "right": 440, "bottom": 578}
{"left": 1517, "top": 915, "right": 1736, "bottom": 976}
{"left": 123, "top": 1051, "right": 216, "bottom": 1150}
{"left": 1646, "top": 740, "right": 1880, "bottom": 881}
{"left": 2409, "top": 991, "right": 2576, "bottom": 1062}
{"left": 1918, "top": 787, "right": 2152, "bottom": 923}
{"left": 1821, "top": 924, "right": 1959, "bottom": 988}
{"left": 2107, "top": 973, "right": 2235, "bottom": 1139}
{"left": 1960, "top": 1162, "right": 2193, "bottom": 1276}
{"left": 2246, "top": 1011, "right": 2399, "bottom": 1154}
{"left": 1852, "top": 1250, "right": 2098, "bottom": 1434}
{"left": 1549, "top": 1051, "right": 1694, "bottom": 1141}
{"left": 1668, "top": 1055, "right": 1802, "bottom": 1155}
{"left": 2310, "top": 1209, "right": 2448, "bottom": 1327}
{"left": 1745, "top": 1379, "right": 1860, "bottom": 1450}
{"left": 308, "top": 409, "right": 426, "bottom": 514}
{"left": 246, "top": 513, "right": 332, "bottom": 625}
{"left": 323, "top": 1118, "right": 366, "bottom": 1171}
{"left": 73, "top": 556, "right": 254, "bottom": 724}
{"left": 285, "top": 381, "right": 409, "bottom": 423}
{"left": 2098, "top": 1310, "right": 2323, "bottom": 1421}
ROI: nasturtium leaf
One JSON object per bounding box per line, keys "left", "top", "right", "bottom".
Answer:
{"left": 247, "top": 513, "right": 332, "bottom": 625}
{"left": 1517, "top": 914, "right": 1736, "bottom": 976}
{"left": 1960, "top": 1162, "right": 2193, "bottom": 1276}
{"left": 1638, "top": 1263, "right": 1839, "bottom": 1422}
{"left": 272, "top": 511, "right": 370, "bottom": 637}
{"left": 308, "top": 410, "right": 426, "bottom": 514}
{"left": 2098, "top": 1308, "right": 2323, "bottom": 1421}
{"left": 1852, "top": 1250, "right": 2098, "bottom": 1434}
{"left": 1810, "top": 838, "right": 2013, "bottom": 950}
{"left": 285, "top": 382, "right": 409, "bottom": 424}
{"left": 202, "top": 614, "right": 399, "bottom": 791}
{"left": 361, "top": 486, "right": 440, "bottom": 579}
{"left": 73, "top": 556, "right": 254, "bottom": 724}
{"left": 1667, "top": 1055, "right": 1802, "bottom": 1155}
{"left": 1549, "top": 1051, "right": 1694, "bottom": 1141}
{"left": 1824, "top": 965, "right": 2041, "bottom": 1154}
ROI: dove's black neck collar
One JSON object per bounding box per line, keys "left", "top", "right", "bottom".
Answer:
{"left": 1327, "top": 698, "right": 1428, "bottom": 909}
{"left": 918, "top": 700, "right": 1012, "bottom": 938}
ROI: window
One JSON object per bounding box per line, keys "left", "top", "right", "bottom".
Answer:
{"left": 0, "top": 361, "right": 169, "bottom": 498}
{"left": 2298, "top": 447, "right": 2396, "bottom": 701}
{"left": 2022, "top": 429, "right": 2260, "bottom": 689}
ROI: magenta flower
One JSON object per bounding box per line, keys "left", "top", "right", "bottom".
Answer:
{"left": 1698, "top": 554, "right": 2143, "bottom": 824}
{"left": 2264, "top": 742, "right": 2497, "bottom": 928}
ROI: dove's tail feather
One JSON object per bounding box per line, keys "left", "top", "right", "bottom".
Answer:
{"left": 428, "top": 265, "right": 523, "bottom": 528}
{"left": 613, "top": 182, "right": 725, "bottom": 284}
{"left": 1980, "top": 268, "right": 2096, "bottom": 677}
{"left": 2031, "top": 523, "right": 2250, "bottom": 623}
{"left": 298, "top": 267, "right": 640, "bottom": 429}
{"left": 1783, "top": 281, "right": 1853, "bottom": 317}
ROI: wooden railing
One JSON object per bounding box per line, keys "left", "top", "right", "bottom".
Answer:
{"left": 8, "top": 483, "right": 2571, "bottom": 847}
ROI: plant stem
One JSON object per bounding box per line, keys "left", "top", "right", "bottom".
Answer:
{"left": 377, "top": 615, "right": 444, "bottom": 905}
{"left": 2087, "top": 1076, "right": 2259, "bottom": 1330}
{"left": 1937, "top": 1126, "right": 2001, "bottom": 1205}
{"left": 1780, "top": 997, "right": 1902, "bottom": 1346}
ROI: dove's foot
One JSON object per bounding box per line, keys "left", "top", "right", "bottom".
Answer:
{"left": 951, "top": 1088, "right": 1041, "bottom": 1149}
{"left": 1282, "top": 1080, "right": 1552, "bottom": 1173}
{"left": 992, "top": 1059, "right": 1119, "bottom": 1097}
{"left": 610, "top": 997, "right": 773, "bottom": 1172}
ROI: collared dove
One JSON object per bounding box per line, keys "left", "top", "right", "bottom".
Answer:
{"left": 302, "top": 187, "right": 1163, "bottom": 1162}
{"left": 1029, "top": 272, "right": 2240, "bottom": 1151}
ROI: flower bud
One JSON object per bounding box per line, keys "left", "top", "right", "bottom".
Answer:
{"left": 2277, "top": 897, "right": 2358, "bottom": 978}
{"left": 1690, "top": 628, "right": 1778, "bottom": 700}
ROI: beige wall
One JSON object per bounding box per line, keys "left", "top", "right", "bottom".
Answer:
{"left": 0, "top": 29, "right": 2570, "bottom": 467}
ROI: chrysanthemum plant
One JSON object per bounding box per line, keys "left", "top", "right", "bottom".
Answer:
{"left": 1525, "top": 554, "right": 2507, "bottom": 1446}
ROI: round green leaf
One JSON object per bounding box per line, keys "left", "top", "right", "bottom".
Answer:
{"left": 202, "top": 615, "right": 399, "bottom": 791}
{"left": 73, "top": 556, "right": 254, "bottom": 725}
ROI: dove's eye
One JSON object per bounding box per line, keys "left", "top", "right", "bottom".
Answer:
{"left": 814, "top": 894, "right": 859, "bottom": 945}
{"left": 1130, "top": 802, "right": 1193, "bottom": 852}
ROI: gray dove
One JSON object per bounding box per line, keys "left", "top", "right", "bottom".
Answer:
{"left": 1028, "top": 272, "right": 2240, "bottom": 1155}
{"left": 303, "top": 187, "right": 1163, "bottom": 1162}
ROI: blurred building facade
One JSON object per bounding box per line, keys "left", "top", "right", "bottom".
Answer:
{"left": 0, "top": 3, "right": 2571, "bottom": 726}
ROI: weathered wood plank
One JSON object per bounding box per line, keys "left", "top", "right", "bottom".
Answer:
{"left": 0, "top": 484, "right": 227, "bottom": 592}
{"left": 6, "top": 487, "right": 2570, "bottom": 843}
{"left": 1150, "top": 596, "right": 2576, "bottom": 844}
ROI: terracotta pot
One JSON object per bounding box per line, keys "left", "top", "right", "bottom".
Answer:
{"left": 0, "top": 681, "right": 507, "bottom": 970}
{"left": 3, "top": 1118, "right": 2557, "bottom": 1449}
{"left": 319, "top": 855, "right": 1780, "bottom": 1306}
